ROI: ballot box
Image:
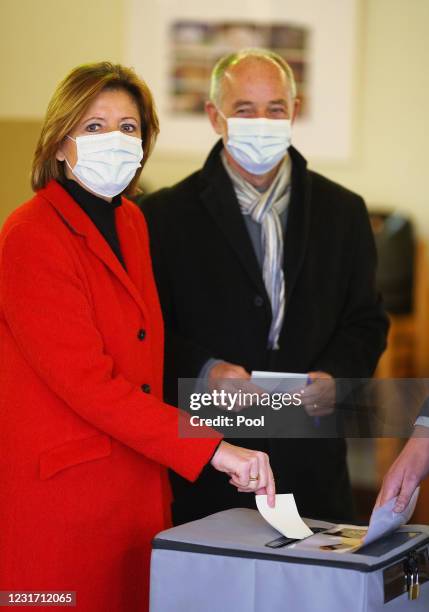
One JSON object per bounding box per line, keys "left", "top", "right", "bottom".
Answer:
{"left": 150, "top": 508, "right": 429, "bottom": 612}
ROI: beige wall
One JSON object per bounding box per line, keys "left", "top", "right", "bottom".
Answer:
{"left": 0, "top": 0, "right": 124, "bottom": 118}
{"left": 315, "top": 0, "right": 429, "bottom": 228}
{"left": 0, "top": 120, "right": 42, "bottom": 218}
{"left": 0, "top": 0, "right": 124, "bottom": 222}
{"left": 1, "top": 0, "right": 428, "bottom": 234}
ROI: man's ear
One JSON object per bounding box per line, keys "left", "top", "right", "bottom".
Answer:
{"left": 291, "top": 98, "right": 301, "bottom": 124}
{"left": 205, "top": 101, "right": 224, "bottom": 135}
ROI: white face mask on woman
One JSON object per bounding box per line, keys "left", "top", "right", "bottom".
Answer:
{"left": 64, "top": 130, "right": 143, "bottom": 198}
{"left": 222, "top": 115, "right": 292, "bottom": 176}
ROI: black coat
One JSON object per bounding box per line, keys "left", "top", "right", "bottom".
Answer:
{"left": 138, "top": 141, "right": 388, "bottom": 524}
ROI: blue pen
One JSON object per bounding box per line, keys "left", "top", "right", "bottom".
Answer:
{"left": 306, "top": 375, "right": 320, "bottom": 428}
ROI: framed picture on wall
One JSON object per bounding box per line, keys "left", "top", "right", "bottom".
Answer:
{"left": 168, "top": 21, "right": 310, "bottom": 117}
{"left": 125, "top": 0, "right": 358, "bottom": 161}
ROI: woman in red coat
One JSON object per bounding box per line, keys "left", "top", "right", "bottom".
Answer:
{"left": 0, "top": 62, "right": 275, "bottom": 611}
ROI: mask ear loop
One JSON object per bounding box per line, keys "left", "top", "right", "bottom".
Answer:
{"left": 216, "top": 108, "right": 229, "bottom": 122}
{"left": 63, "top": 157, "right": 74, "bottom": 172}
{"left": 62, "top": 135, "right": 76, "bottom": 172}
{"left": 216, "top": 109, "right": 231, "bottom": 146}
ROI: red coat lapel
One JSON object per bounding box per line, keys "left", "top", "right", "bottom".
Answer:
{"left": 39, "top": 180, "right": 149, "bottom": 318}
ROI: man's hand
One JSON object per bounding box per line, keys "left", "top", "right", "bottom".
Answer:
{"left": 375, "top": 426, "right": 429, "bottom": 512}
{"left": 208, "top": 362, "right": 263, "bottom": 411}
{"left": 300, "top": 371, "right": 335, "bottom": 417}
{"left": 210, "top": 441, "right": 276, "bottom": 507}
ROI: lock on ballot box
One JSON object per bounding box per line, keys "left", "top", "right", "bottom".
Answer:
{"left": 150, "top": 508, "right": 429, "bottom": 612}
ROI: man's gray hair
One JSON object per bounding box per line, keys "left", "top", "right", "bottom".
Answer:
{"left": 209, "top": 48, "right": 297, "bottom": 105}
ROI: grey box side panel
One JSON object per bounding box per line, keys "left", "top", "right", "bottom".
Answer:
{"left": 150, "top": 548, "right": 429, "bottom": 612}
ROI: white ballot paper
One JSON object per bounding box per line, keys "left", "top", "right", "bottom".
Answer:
{"left": 363, "top": 486, "right": 420, "bottom": 545}
{"left": 251, "top": 371, "right": 308, "bottom": 393}
{"left": 256, "top": 493, "right": 313, "bottom": 539}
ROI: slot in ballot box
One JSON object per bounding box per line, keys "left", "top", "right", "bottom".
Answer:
{"left": 150, "top": 508, "right": 429, "bottom": 612}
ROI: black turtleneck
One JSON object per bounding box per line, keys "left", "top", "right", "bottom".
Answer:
{"left": 61, "top": 178, "right": 126, "bottom": 269}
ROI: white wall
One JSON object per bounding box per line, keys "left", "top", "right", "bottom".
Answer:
{"left": 315, "top": 0, "right": 429, "bottom": 227}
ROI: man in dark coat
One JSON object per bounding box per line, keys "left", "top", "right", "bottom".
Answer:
{"left": 137, "top": 48, "right": 389, "bottom": 525}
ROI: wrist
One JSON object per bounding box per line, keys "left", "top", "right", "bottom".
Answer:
{"left": 210, "top": 440, "right": 228, "bottom": 469}
{"left": 208, "top": 439, "right": 224, "bottom": 466}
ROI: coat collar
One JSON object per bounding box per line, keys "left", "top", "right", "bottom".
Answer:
{"left": 282, "top": 145, "right": 312, "bottom": 307}
{"left": 199, "top": 140, "right": 312, "bottom": 314}
{"left": 199, "top": 141, "right": 269, "bottom": 310}
{"left": 38, "top": 180, "right": 149, "bottom": 317}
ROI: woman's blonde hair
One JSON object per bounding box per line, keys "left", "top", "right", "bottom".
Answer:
{"left": 31, "top": 62, "right": 159, "bottom": 195}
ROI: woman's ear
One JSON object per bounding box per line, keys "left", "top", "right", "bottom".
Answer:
{"left": 55, "top": 143, "right": 66, "bottom": 162}
{"left": 55, "top": 135, "right": 71, "bottom": 162}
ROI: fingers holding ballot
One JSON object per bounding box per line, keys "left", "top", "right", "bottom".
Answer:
{"left": 208, "top": 361, "right": 266, "bottom": 411}
{"left": 300, "top": 371, "right": 336, "bottom": 417}
{"left": 207, "top": 366, "right": 336, "bottom": 417}
{"left": 210, "top": 441, "right": 276, "bottom": 507}
{"left": 250, "top": 370, "right": 336, "bottom": 418}
{"left": 375, "top": 426, "right": 429, "bottom": 513}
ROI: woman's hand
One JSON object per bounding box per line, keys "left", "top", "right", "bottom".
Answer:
{"left": 210, "top": 441, "right": 276, "bottom": 507}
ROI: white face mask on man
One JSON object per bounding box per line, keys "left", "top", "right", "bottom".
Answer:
{"left": 64, "top": 130, "right": 143, "bottom": 198}
{"left": 221, "top": 114, "right": 292, "bottom": 176}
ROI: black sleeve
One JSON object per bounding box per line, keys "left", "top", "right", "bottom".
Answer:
{"left": 312, "top": 197, "right": 389, "bottom": 378}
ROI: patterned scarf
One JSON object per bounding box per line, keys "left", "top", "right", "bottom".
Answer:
{"left": 222, "top": 152, "right": 292, "bottom": 349}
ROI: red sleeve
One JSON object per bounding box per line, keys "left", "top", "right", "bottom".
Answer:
{"left": 0, "top": 221, "right": 221, "bottom": 481}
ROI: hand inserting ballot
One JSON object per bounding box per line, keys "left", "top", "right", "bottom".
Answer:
{"left": 210, "top": 441, "right": 276, "bottom": 507}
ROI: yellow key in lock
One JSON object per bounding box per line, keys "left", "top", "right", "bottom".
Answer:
{"left": 408, "top": 572, "right": 420, "bottom": 600}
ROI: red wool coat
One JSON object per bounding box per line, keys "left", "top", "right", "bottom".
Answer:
{"left": 0, "top": 180, "right": 219, "bottom": 611}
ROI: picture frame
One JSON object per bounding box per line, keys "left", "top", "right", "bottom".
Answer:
{"left": 125, "top": 0, "right": 358, "bottom": 161}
